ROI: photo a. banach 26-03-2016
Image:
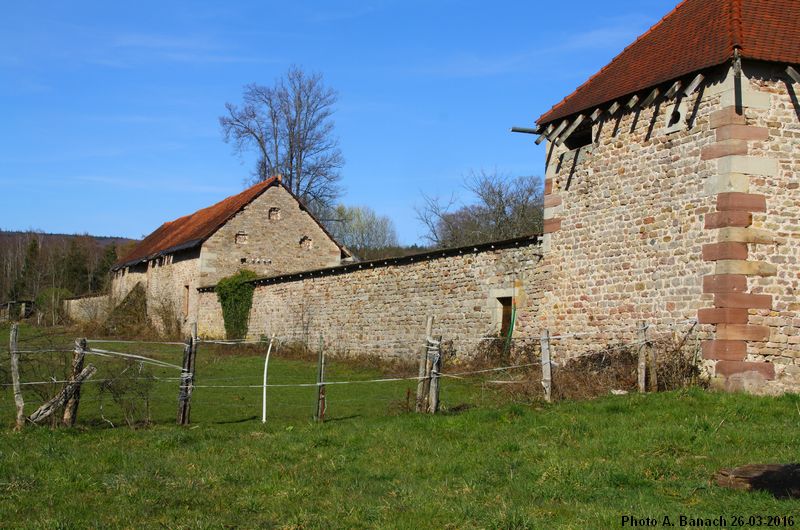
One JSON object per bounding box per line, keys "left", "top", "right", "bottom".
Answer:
{"left": 621, "top": 514, "right": 796, "bottom": 528}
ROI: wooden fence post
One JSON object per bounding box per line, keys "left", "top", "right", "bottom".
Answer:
{"left": 540, "top": 330, "right": 552, "bottom": 403}
{"left": 647, "top": 329, "right": 658, "bottom": 393}
{"left": 176, "top": 334, "right": 192, "bottom": 424}
{"left": 427, "top": 337, "right": 442, "bottom": 414}
{"left": 62, "top": 338, "right": 87, "bottom": 427}
{"left": 415, "top": 316, "right": 434, "bottom": 412}
{"left": 176, "top": 323, "right": 198, "bottom": 425}
{"left": 261, "top": 333, "right": 276, "bottom": 424}
{"left": 314, "top": 334, "right": 326, "bottom": 422}
{"left": 9, "top": 323, "right": 24, "bottom": 431}
{"left": 28, "top": 365, "right": 97, "bottom": 424}
{"left": 637, "top": 322, "right": 648, "bottom": 393}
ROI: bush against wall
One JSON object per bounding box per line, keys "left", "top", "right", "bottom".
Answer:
{"left": 216, "top": 270, "right": 258, "bottom": 339}
{"left": 103, "top": 283, "right": 149, "bottom": 337}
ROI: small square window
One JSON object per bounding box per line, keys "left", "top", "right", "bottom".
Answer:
{"left": 269, "top": 207, "right": 281, "bottom": 220}
{"left": 235, "top": 232, "right": 248, "bottom": 244}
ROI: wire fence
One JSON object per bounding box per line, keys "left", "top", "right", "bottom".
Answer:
{"left": 1, "top": 319, "right": 703, "bottom": 430}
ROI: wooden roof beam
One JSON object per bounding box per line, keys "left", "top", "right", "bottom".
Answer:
{"left": 641, "top": 87, "right": 661, "bottom": 107}
{"left": 664, "top": 80, "right": 683, "bottom": 99}
{"left": 608, "top": 101, "right": 621, "bottom": 115}
{"left": 535, "top": 124, "right": 555, "bottom": 145}
{"left": 626, "top": 94, "right": 640, "bottom": 109}
{"left": 787, "top": 65, "right": 800, "bottom": 85}
{"left": 554, "top": 114, "right": 585, "bottom": 146}
{"left": 683, "top": 73, "right": 705, "bottom": 97}
{"left": 589, "top": 108, "right": 604, "bottom": 122}
{"left": 547, "top": 120, "right": 569, "bottom": 142}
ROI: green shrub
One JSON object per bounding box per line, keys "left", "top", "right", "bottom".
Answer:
{"left": 216, "top": 270, "right": 258, "bottom": 339}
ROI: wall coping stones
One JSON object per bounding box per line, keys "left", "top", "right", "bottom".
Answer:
{"left": 198, "top": 234, "right": 543, "bottom": 292}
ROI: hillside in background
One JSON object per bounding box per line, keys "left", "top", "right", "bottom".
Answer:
{"left": 0, "top": 230, "right": 139, "bottom": 316}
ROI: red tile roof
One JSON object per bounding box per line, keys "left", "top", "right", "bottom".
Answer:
{"left": 537, "top": 0, "right": 800, "bottom": 125}
{"left": 114, "top": 177, "right": 347, "bottom": 269}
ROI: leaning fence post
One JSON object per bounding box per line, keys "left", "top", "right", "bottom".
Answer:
{"left": 540, "top": 330, "right": 552, "bottom": 403}
{"left": 637, "top": 321, "right": 648, "bottom": 393}
{"left": 314, "top": 334, "right": 326, "bottom": 422}
{"left": 416, "top": 316, "right": 434, "bottom": 412}
{"left": 28, "top": 365, "right": 97, "bottom": 424}
{"left": 9, "top": 323, "right": 24, "bottom": 431}
{"left": 62, "top": 338, "right": 87, "bottom": 427}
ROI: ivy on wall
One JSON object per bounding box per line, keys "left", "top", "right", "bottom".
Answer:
{"left": 216, "top": 270, "right": 259, "bottom": 339}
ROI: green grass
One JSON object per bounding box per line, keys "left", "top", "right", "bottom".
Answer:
{"left": 0, "top": 324, "right": 798, "bottom": 528}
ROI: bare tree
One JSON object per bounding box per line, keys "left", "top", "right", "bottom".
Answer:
{"left": 329, "top": 205, "right": 399, "bottom": 260}
{"left": 416, "top": 170, "right": 544, "bottom": 248}
{"left": 220, "top": 66, "right": 344, "bottom": 212}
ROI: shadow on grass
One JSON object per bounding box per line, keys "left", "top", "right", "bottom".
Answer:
{"left": 717, "top": 464, "right": 800, "bottom": 499}
{"left": 213, "top": 415, "right": 259, "bottom": 424}
{"left": 440, "top": 403, "right": 475, "bottom": 415}
{"left": 323, "top": 414, "right": 362, "bottom": 423}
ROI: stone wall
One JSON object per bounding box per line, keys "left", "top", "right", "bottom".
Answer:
{"left": 713, "top": 62, "right": 800, "bottom": 393}
{"left": 540, "top": 61, "right": 799, "bottom": 394}
{"left": 65, "top": 294, "right": 111, "bottom": 323}
{"left": 538, "top": 66, "right": 727, "bottom": 357}
{"left": 197, "top": 238, "right": 546, "bottom": 361}
{"left": 144, "top": 248, "right": 200, "bottom": 334}
{"left": 115, "top": 62, "right": 800, "bottom": 394}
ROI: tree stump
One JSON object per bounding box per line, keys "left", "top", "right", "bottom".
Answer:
{"left": 715, "top": 464, "right": 800, "bottom": 499}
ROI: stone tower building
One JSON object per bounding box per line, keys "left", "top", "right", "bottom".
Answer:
{"left": 532, "top": 0, "right": 800, "bottom": 393}
{"left": 110, "top": 176, "right": 350, "bottom": 334}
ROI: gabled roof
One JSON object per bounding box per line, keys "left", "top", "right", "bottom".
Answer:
{"left": 113, "top": 177, "right": 349, "bottom": 270}
{"left": 538, "top": 0, "right": 800, "bottom": 125}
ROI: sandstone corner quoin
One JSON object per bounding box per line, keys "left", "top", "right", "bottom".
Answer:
{"left": 67, "top": 0, "right": 800, "bottom": 395}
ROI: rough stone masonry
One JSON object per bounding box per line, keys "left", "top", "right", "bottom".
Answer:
{"left": 196, "top": 61, "right": 799, "bottom": 395}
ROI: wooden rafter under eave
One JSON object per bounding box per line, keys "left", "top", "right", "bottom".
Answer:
{"left": 787, "top": 65, "right": 800, "bottom": 85}
{"left": 641, "top": 88, "right": 660, "bottom": 107}
{"left": 683, "top": 73, "right": 705, "bottom": 96}
{"left": 546, "top": 120, "right": 569, "bottom": 142}
{"left": 535, "top": 123, "right": 555, "bottom": 145}
{"left": 555, "top": 114, "right": 585, "bottom": 146}
{"left": 664, "top": 80, "right": 683, "bottom": 99}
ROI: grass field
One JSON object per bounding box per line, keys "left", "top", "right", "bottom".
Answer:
{"left": 1, "top": 324, "right": 798, "bottom": 528}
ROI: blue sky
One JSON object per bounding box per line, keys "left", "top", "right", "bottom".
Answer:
{"left": 0, "top": 0, "right": 675, "bottom": 244}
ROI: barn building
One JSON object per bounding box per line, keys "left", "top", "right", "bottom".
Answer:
{"left": 108, "top": 176, "right": 350, "bottom": 334}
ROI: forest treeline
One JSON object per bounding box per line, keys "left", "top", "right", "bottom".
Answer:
{"left": 0, "top": 231, "right": 136, "bottom": 315}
